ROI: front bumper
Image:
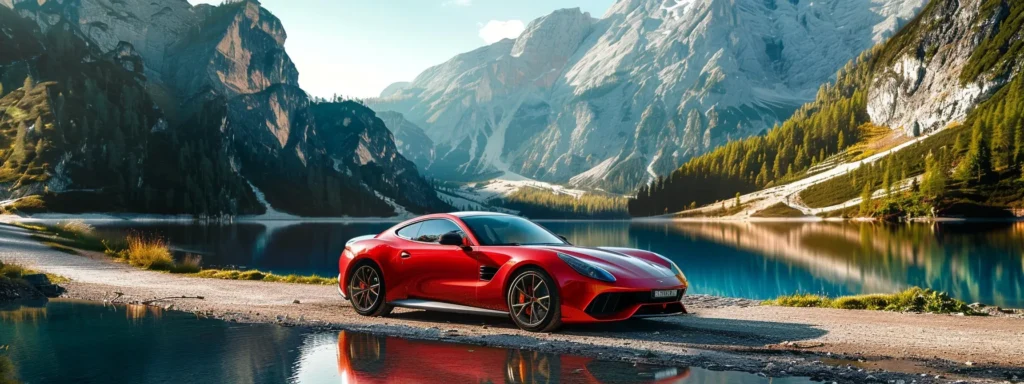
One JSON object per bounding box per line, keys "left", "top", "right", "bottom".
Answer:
{"left": 337, "top": 274, "right": 348, "bottom": 300}
{"left": 559, "top": 279, "right": 688, "bottom": 323}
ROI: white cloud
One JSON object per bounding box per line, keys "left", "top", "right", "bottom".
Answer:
{"left": 442, "top": 0, "right": 472, "bottom": 6}
{"left": 478, "top": 20, "right": 525, "bottom": 44}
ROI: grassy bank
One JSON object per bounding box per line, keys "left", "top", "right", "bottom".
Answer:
{"left": 0, "top": 260, "right": 69, "bottom": 284}
{"left": 194, "top": 269, "right": 336, "bottom": 285}
{"left": 8, "top": 221, "right": 334, "bottom": 285}
{"left": 763, "top": 287, "right": 978, "bottom": 315}
{"left": 752, "top": 203, "right": 808, "bottom": 218}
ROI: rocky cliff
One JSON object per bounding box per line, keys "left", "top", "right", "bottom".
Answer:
{"left": 370, "top": 0, "right": 928, "bottom": 192}
{"left": 1, "top": 0, "right": 449, "bottom": 216}
{"left": 865, "top": 0, "right": 1015, "bottom": 137}
{"left": 376, "top": 111, "right": 435, "bottom": 172}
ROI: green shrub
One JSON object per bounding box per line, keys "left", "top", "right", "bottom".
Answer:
{"left": 0, "top": 261, "right": 26, "bottom": 279}
{"left": 764, "top": 287, "right": 979, "bottom": 315}
{"left": 169, "top": 254, "right": 202, "bottom": 274}
{"left": 238, "top": 270, "right": 265, "bottom": 280}
{"left": 768, "top": 292, "right": 831, "bottom": 307}
{"left": 0, "top": 355, "right": 20, "bottom": 384}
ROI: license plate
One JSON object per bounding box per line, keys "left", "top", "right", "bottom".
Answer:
{"left": 653, "top": 289, "right": 678, "bottom": 299}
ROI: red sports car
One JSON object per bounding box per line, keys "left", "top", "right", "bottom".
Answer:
{"left": 338, "top": 212, "right": 689, "bottom": 332}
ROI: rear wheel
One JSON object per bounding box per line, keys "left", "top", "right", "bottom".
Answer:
{"left": 507, "top": 267, "right": 561, "bottom": 332}
{"left": 348, "top": 262, "right": 393, "bottom": 317}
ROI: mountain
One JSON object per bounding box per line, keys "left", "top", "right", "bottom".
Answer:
{"left": 376, "top": 111, "right": 435, "bottom": 172}
{"left": 369, "top": 0, "right": 927, "bottom": 193}
{"left": 629, "top": 0, "right": 1024, "bottom": 218}
{"left": 0, "top": 0, "right": 449, "bottom": 217}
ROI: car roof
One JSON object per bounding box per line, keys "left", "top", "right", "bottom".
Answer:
{"left": 447, "top": 211, "right": 514, "bottom": 218}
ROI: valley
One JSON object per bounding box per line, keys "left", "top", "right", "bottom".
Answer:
{"left": 2, "top": 0, "right": 1023, "bottom": 222}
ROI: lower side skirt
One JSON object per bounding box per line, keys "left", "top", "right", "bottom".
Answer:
{"left": 390, "top": 299, "right": 509, "bottom": 318}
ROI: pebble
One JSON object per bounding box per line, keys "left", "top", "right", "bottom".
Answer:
{"left": 292, "top": 299, "right": 301, "bottom": 304}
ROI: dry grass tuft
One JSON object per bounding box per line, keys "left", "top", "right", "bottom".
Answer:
{"left": 57, "top": 220, "right": 94, "bottom": 237}
{"left": 122, "top": 233, "right": 174, "bottom": 271}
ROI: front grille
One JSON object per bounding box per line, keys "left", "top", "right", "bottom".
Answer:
{"left": 585, "top": 291, "right": 682, "bottom": 318}
{"left": 479, "top": 266, "right": 498, "bottom": 281}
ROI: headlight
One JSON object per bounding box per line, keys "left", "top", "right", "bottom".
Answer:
{"left": 558, "top": 253, "right": 616, "bottom": 283}
{"left": 655, "top": 253, "right": 689, "bottom": 289}
{"left": 667, "top": 260, "right": 688, "bottom": 289}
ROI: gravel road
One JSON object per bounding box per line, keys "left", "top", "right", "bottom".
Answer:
{"left": 1, "top": 224, "right": 1021, "bottom": 383}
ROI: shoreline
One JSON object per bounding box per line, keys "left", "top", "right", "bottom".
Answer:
{"left": 3, "top": 213, "right": 1023, "bottom": 224}
{"left": 1, "top": 225, "right": 1022, "bottom": 383}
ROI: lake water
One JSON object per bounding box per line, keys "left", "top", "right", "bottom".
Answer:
{"left": 85, "top": 220, "right": 1024, "bottom": 308}
{"left": 0, "top": 299, "right": 814, "bottom": 383}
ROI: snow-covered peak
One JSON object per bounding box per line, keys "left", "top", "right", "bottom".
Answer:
{"left": 370, "top": 0, "right": 928, "bottom": 192}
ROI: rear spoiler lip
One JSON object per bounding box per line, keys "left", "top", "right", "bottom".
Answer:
{"left": 345, "top": 234, "right": 377, "bottom": 247}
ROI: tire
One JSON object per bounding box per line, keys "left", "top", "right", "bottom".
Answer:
{"left": 506, "top": 267, "right": 561, "bottom": 332}
{"left": 348, "top": 261, "right": 393, "bottom": 317}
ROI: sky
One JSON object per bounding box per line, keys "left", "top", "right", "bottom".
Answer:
{"left": 188, "top": 0, "right": 616, "bottom": 98}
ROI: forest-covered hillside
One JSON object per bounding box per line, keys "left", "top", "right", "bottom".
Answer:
{"left": 630, "top": 0, "right": 1024, "bottom": 218}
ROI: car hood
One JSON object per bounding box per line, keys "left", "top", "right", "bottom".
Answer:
{"left": 532, "top": 246, "right": 675, "bottom": 280}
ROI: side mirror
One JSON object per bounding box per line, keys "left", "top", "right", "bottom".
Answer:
{"left": 439, "top": 232, "right": 465, "bottom": 246}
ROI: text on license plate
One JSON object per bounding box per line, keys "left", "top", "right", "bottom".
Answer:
{"left": 653, "top": 289, "right": 678, "bottom": 298}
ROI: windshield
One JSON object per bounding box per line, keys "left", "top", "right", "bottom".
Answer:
{"left": 461, "top": 216, "right": 566, "bottom": 246}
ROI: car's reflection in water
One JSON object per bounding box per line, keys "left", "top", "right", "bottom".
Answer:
{"left": 335, "top": 331, "right": 690, "bottom": 383}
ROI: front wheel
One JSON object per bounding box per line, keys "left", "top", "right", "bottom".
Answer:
{"left": 348, "top": 262, "right": 393, "bottom": 317}
{"left": 507, "top": 267, "right": 561, "bottom": 332}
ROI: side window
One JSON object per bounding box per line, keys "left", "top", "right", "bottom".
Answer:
{"left": 414, "top": 220, "right": 464, "bottom": 243}
{"left": 395, "top": 222, "right": 422, "bottom": 240}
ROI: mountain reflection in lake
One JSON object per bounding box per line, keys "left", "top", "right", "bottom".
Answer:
{"left": 86, "top": 220, "right": 1024, "bottom": 307}
{"left": 0, "top": 300, "right": 813, "bottom": 383}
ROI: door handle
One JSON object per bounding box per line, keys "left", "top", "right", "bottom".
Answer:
{"left": 400, "top": 251, "right": 411, "bottom": 259}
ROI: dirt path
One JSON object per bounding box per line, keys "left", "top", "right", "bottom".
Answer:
{"left": 2, "top": 224, "right": 1021, "bottom": 383}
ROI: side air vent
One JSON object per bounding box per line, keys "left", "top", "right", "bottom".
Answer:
{"left": 479, "top": 266, "right": 498, "bottom": 281}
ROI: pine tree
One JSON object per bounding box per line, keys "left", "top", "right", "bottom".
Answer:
{"left": 734, "top": 192, "right": 741, "bottom": 208}
{"left": 1013, "top": 120, "right": 1024, "bottom": 169}
{"left": 953, "top": 132, "right": 966, "bottom": 154}
{"left": 883, "top": 167, "right": 893, "bottom": 196}
{"left": 756, "top": 163, "right": 768, "bottom": 185}
{"left": 23, "top": 75, "right": 34, "bottom": 91}
{"left": 993, "top": 119, "right": 1013, "bottom": 169}
{"left": 921, "top": 151, "right": 946, "bottom": 199}
{"left": 955, "top": 120, "right": 993, "bottom": 183}
{"left": 859, "top": 183, "right": 873, "bottom": 216}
